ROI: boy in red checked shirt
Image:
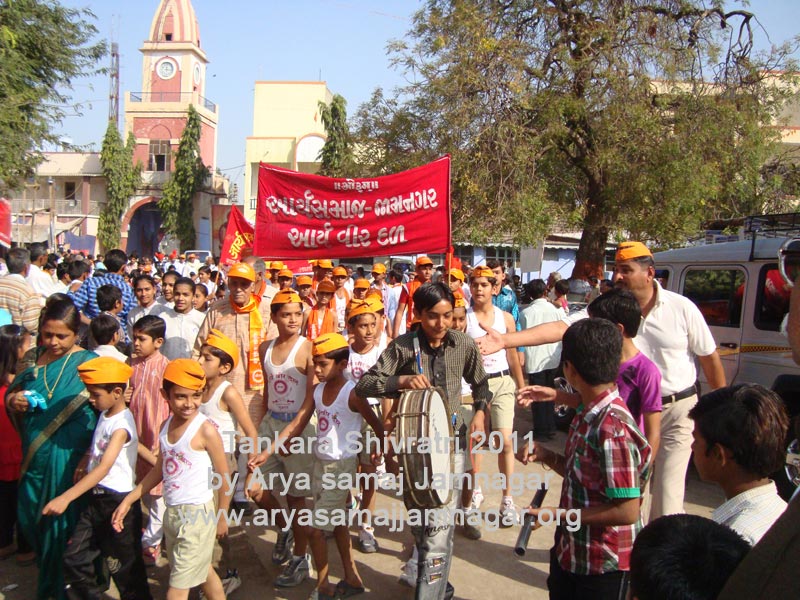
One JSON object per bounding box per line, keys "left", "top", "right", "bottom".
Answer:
{"left": 519, "top": 319, "right": 651, "bottom": 600}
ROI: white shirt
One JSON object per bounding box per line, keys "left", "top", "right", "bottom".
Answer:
{"left": 520, "top": 298, "right": 563, "bottom": 373}
{"left": 160, "top": 308, "right": 205, "bottom": 360}
{"left": 26, "top": 263, "right": 57, "bottom": 301}
{"left": 127, "top": 302, "right": 163, "bottom": 338}
{"left": 93, "top": 344, "right": 129, "bottom": 364}
{"left": 712, "top": 482, "right": 787, "bottom": 545}
{"left": 564, "top": 282, "right": 717, "bottom": 395}
{"left": 88, "top": 409, "right": 138, "bottom": 493}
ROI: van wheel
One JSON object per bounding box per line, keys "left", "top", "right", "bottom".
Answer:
{"left": 770, "top": 375, "right": 800, "bottom": 501}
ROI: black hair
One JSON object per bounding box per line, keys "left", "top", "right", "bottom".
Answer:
{"left": 554, "top": 279, "right": 570, "bottom": 295}
{"left": 587, "top": 289, "right": 641, "bottom": 338}
{"left": 631, "top": 255, "right": 656, "bottom": 269}
{"left": 194, "top": 283, "right": 209, "bottom": 296}
{"left": 174, "top": 277, "right": 195, "bottom": 292}
{"left": 103, "top": 249, "right": 127, "bottom": 274}
{"left": 629, "top": 514, "right": 750, "bottom": 600}
{"left": 388, "top": 268, "right": 404, "bottom": 283}
{"left": 132, "top": 274, "right": 156, "bottom": 289}
{"left": 56, "top": 262, "right": 70, "bottom": 281}
{"left": 561, "top": 318, "right": 621, "bottom": 386}
{"left": 96, "top": 284, "right": 122, "bottom": 312}
{"left": 132, "top": 314, "right": 166, "bottom": 340}
{"left": 322, "top": 346, "right": 350, "bottom": 363}
{"left": 202, "top": 344, "right": 235, "bottom": 370}
{"left": 524, "top": 279, "right": 547, "bottom": 300}
{"left": 689, "top": 384, "right": 789, "bottom": 477}
{"left": 198, "top": 266, "right": 212, "bottom": 275}
{"left": 90, "top": 314, "right": 121, "bottom": 346}
{"left": 0, "top": 325, "right": 29, "bottom": 384}
{"left": 161, "top": 271, "right": 179, "bottom": 283}
{"left": 412, "top": 282, "right": 454, "bottom": 314}
{"left": 348, "top": 311, "right": 377, "bottom": 327}
{"left": 6, "top": 248, "right": 30, "bottom": 275}
{"left": 485, "top": 258, "right": 504, "bottom": 272}
{"left": 87, "top": 382, "right": 128, "bottom": 394}
{"left": 29, "top": 242, "right": 47, "bottom": 262}
{"left": 67, "top": 260, "right": 89, "bottom": 281}
{"left": 40, "top": 297, "right": 81, "bottom": 334}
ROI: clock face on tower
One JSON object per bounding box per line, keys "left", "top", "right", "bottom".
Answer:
{"left": 193, "top": 63, "right": 201, "bottom": 85}
{"left": 157, "top": 58, "right": 176, "bottom": 80}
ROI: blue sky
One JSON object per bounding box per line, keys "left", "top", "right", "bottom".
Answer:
{"left": 54, "top": 0, "right": 799, "bottom": 194}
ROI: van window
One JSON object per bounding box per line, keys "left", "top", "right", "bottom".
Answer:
{"left": 682, "top": 268, "right": 745, "bottom": 327}
{"left": 755, "top": 264, "right": 791, "bottom": 331}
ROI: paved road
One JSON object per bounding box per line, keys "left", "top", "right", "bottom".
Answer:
{"left": 0, "top": 434, "right": 724, "bottom": 600}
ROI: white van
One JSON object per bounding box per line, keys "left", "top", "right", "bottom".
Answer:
{"left": 654, "top": 232, "right": 800, "bottom": 498}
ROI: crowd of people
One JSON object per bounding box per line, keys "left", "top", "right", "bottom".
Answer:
{"left": 0, "top": 241, "right": 796, "bottom": 600}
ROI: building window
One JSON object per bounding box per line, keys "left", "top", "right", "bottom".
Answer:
{"left": 64, "top": 182, "right": 76, "bottom": 201}
{"left": 149, "top": 140, "right": 170, "bottom": 172}
{"left": 249, "top": 198, "right": 257, "bottom": 211}
{"left": 755, "top": 264, "right": 790, "bottom": 331}
{"left": 485, "top": 246, "right": 519, "bottom": 269}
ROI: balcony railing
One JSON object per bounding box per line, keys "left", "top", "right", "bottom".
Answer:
{"left": 9, "top": 197, "right": 103, "bottom": 216}
{"left": 129, "top": 91, "right": 217, "bottom": 113}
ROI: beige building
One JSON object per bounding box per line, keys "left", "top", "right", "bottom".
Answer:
{"left": 243, "top": 81, "right": 333, "bottom": 222}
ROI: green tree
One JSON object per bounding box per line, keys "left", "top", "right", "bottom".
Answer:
{"left": 354, "top": 1, "right": 799, "bottom": 275}
{"left": 318, "top": 94, "right": 356, "bottom": 177}
{"left": 98, "top": 124, "right": 140, "bottom": 250}
{"left": 0, "top": 0, "right": 105, "bottom": 190}
{"left": 160, "top": 105, "right": 208, "bottom": 249}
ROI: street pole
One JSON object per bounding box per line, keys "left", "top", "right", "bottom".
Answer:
{"left": 48, "top": 177, "right": 55, "bottom": 250}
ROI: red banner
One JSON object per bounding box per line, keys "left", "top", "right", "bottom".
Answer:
{"left": 254, "top": 156, "right": 451, "bottom": 259}
{"left": 0, "top": 199, "right": 10, "bottom": 248}
{"left": 220, "top": 205, "right": 254, "bottom": 266}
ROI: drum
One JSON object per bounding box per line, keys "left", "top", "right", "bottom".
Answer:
{"left": 395, "top": 388, "right": 454, "bottom": 509}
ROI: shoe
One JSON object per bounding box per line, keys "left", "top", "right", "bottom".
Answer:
{"left": 444, "top": 581, "right": 455, "bottom": 600}
{"left": 357, "top": 527, "right": 379, "bottom": 553}
{"left": 462, "top": 511, "right": 482, "bottom": 540}
{"left": 272, "top": 528, "right": 294, "bottom": 565}
{"left": 222, "top": 568, "right": 242, "bottom": 596}
{"left": 499, "top": 498, "right": 517, "bottom": 528}
{"left": 335, "top": 580, "right": 366, "bottom": 598}
{"left": 470, "top": 487, "right": 484, "bottom": 510}
{"left": 142, "top": 545, "right": 159, "bottom": 566}
{"left": 375, "top": 458, "right": 386, "bottom": 475}
{"left": 398, "top": 558, "right": 417, "bottom": 588}
{"left": 275, "top": 554, "right": 310, "bottom": 587}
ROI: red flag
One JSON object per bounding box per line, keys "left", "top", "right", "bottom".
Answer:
{"left": 254, "top": 156, "right": 451, "bottom": 259}
{"left": 0, "top": 199, "right": 10, "bottom": 248}
{"left": 220, "top": 205, "right": 254, "bottom": 266}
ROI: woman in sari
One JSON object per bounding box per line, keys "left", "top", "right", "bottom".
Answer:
{"left": 5, "top": 298, "right": 97, "bottom": 600}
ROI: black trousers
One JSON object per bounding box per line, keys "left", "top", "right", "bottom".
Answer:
{"left": 548, "top": 547, "right": 628, "bottom": 600}
{"left": 63, "top": 489, "right": 152, "bottom": 600}
{"left": 0, "top": 480, "right": 32, "bottom": 552}
{"left": 528, "top": 369, "right": 557, "bottom": 438}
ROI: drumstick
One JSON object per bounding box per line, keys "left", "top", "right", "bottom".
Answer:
{"left": 413, "top": 335, "right": 422, "bottom": 374}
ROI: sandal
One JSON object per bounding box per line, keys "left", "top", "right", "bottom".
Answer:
{"left": 335, "top": 580, "right": 365, "bottom": 599}
{"left": 308, "top": 588, "right": 337, "bottom": 600}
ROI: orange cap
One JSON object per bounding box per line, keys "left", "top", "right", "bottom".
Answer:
{"left": 371, "top": 263, "right": 387, "bottom": 274}
{"left": 204, "top": 329, "right": 239, "bottom": 369}
{"left": 277, "top": 269, "right": 294, "bottom": 279}
{"left": 416, "top": 256, "right": 433, "bottom": 267}
{"left": 272, "top": 289, "right": 302, "bottom": 306}
{"left": 333, "top": 266, "right": 348, "bottom": 277}
{"left": 228, "top": 262, "right": 256, "bottom": 282}
{"left": 354, "top": 278, "right": 370, "bottom": 289}
{"left": 270, "top": 261, "right": 286, "bottom": 270}
{"left": 316, "top": 280, "right": 336, "bottom": 293}
{"left": 470, "top": 265, "right": 494, "bottom": 280}
{"left": 317, "top": 259, "right": 334, "bottom": 269}
{"left": 615, "top": 241, "right": 652, "bottom": 262}
{"left": 296, "top": 275, "right": 313, "bottom": 286}
{"left": 453, "top": 290, "right": 467, "bottom": 309}
{"left": 312, "top": 332, "right": 349, "bottom": 356}
{"left": 448, "top": 268, "right": 465, "bottom": 282}
{"left": 77, "top": 357, "right": 133, "bottom": 385}
{"left": 365, "top": 288, "right": 383, "bottom": 300}
{"left": 163, "top": 359, "right": 207, "bottom": 391}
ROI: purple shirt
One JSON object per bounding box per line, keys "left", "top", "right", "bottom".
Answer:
{"left": 617, "top": 352, "right": 662, "bottom": 431}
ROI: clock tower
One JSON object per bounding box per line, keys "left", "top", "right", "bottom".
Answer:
{"left": 125, "top": 0, "right": 218, "bottom": 171}
{"left": 122, "top": 0, "right": 220, "bottom": 255}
